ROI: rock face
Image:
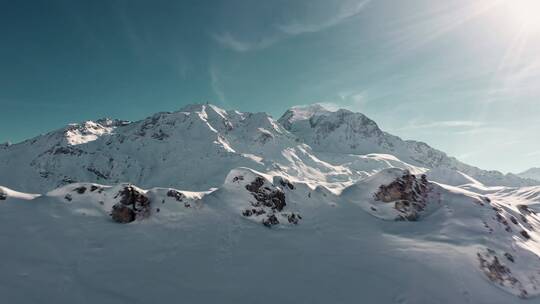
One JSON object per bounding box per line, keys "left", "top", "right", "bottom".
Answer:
{"left": 478, "top": 249, "right": 528, "bottom": 299}
{"left": 0, "top": 189, "right": 6, "bottom": 200}
{"left": 111, "top": 185, "right": 151, "bottom": 223}
{"left": 235, "top": 174, "right": 301, "bottom": 228}
{"left": 374, "top": 172, "right": 431, "bottom": 221}
{"left": 111, "top": 205, "right": 136, "bottom": 223}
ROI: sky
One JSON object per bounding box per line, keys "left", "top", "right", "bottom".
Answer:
{"left": 1, "top": 0, "right": 539, "bottom": 173}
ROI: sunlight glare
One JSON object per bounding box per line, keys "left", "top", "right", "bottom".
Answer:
{"left": 505, "top": 0, "right": 540, "bottom": 32}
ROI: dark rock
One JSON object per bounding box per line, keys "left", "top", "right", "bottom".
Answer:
{"left": 477, "top": 250, "right": 528, "bottom": 298}
{"left": 0, "top": 190, "right": 6, "bottom": 200}
{"left": 90, "top": 185, "right": 99, "bottom": 192}
{"left": 520, "top": 230, "right": 531, "bottom": 240}
{"left": 287, "top": 213, "right": 300, "bottom": 225}
{"left": 262, "top": 214, "right": 279, "bottom": 227}
{"left": 374, "top": 171, "right": 431, "bottom": 221}
{"left": 245, "top": 177, "right": 287, "bottom": 212}
{"left": 166, "top": 189, "right": 184, "bottom": 202}
{"left": 111, "top": 204, "right": 136, "bottom": 223}
{"left": 242, "top": 176, "right": 301, "bottom": 227}
{"left": 74, "top": 186, "right": 87, "bottom": 194}
{"left": 245, "top": 177, "right": 265, "bottom": 193}
{"left": 232, "top": 175, "right": 244, "bottom": 183}
{"left": 111, "top": 185, "right": 151, "bottom": 223}
{"left": 64, "top": 194, "right": 72, "bottom": 201}
{"left": 504, "top": 252, "right": 515, "bottom": 263}
{"left": 278, "top": 178, "right": 295, "bottom": 190}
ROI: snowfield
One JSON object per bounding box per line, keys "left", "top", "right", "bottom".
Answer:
{"left": 1, "top": 104, "right": 540, "bottom": 303}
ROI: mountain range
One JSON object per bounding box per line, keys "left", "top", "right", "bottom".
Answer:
{"left": 0, "top": 103, "right": 535, "bottom": 193}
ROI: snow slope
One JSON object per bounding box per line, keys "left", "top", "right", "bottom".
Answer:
{"left": 2, "top": 167, "right": 540, "bottom": 303}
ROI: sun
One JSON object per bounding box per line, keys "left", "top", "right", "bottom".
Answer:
{"left": 505, "top": 0, "right": 540, "bottom": 32}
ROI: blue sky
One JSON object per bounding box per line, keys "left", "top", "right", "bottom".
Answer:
{"left": 1, "top": 0, "right": 539, "bottom": 173}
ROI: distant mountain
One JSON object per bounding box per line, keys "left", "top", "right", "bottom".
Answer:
{"left": 1, "top": 103, "right": 536, "bottom": 193}
{"left": 518, "top": 167, "right": 540, "bottom": 181}
{"left": 278, "top": 104, "right": 537, "bottom": 187}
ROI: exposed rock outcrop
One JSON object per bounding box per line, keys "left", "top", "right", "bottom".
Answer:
{"left": 237, "top": 174, "right": 301, "bottom": 228}
{"left": 111, "top": 185, "right": 151, "bottom": 223}
{"left": 478, "top": 249, "right": 529, "bottom": 299}
{"left": 374, "top": 172, "right": 431, "bottom": 221}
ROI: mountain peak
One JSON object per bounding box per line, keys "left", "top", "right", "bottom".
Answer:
{"left": 518, "top": 167, "right": 540, "bottom": 181}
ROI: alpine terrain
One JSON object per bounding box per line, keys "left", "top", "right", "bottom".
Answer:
{"left": 1, "top": 103, "right": 540, "bottom": 303}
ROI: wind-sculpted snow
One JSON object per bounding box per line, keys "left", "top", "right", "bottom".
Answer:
{"left": 3, "top": 103, "right": 540, "bottom": 302}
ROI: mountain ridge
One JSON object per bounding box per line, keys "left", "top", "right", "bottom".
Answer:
{"left": 0, "top": 103, "right": 536, "bottom": 193}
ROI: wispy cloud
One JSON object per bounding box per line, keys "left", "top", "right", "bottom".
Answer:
{"left": 210, "top": 66, "right": 226, "bottom": 103}
{"left": 213, "top": 32, "right": 281, "bottom": 53}
{"left": 277, "top": 0, "right": 371, "bottom": 35}
{"left": 314, "top": 92, "right": 368, "bottom": 113}
{"left": 214, "top": 0, "right": 371, "bottom": 52}
{"left": 399, "top": 120, "right": 485, "bottom": 131}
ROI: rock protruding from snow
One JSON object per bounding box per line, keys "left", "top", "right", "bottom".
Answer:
{"left": 224, "top": 168, "right": 301, "bottom": 228}
{"left": 111, "top": 185, "right": 151, "bottom": 223}
{"left": 373, "top": 171, "right": 431, "bottom": 221}
{"left": 477, "top": 249, "right": 529, "bottom": 299}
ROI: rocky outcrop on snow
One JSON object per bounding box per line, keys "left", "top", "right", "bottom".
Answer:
{"left": 223, "top": 168, "right": 301, "bottom": 228}
{"left": 373, "top": 171, "right": 431, "bottom": 221}
{"left": 478, "top": 249, "right": 529, "bottom": 299}
{"left": 111, "top": 185, "right": 151, "bottom": 223}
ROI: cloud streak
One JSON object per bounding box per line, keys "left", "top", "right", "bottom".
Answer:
{"left": 397, "top": 120, "right": 486, "bottom": 131}
{"left": 213, "top": 32, "right": 281, "bottom": 53}
{"left": 214, "top": 0, "right": 371, "bottom": 52}
{"left": 210, "top": 66, "right": 226, "bottom": 103}
{"left": 277, "top": 0, "right": 371, "bottom": 35}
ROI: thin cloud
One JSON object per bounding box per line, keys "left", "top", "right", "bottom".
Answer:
{"left": 210, "top": 66, "right": 226, "bottom": 103}
{"left": 398, "top": 120, "right": 486, "bottom": 131}
{"left": 213, "top": 32, "right": 280, "bottom": 53}
{"left": 277, "top": 0, "right": 371, "bottom": 35}
{"left": 214, "top": 0, "right": 371, "bottom": 52}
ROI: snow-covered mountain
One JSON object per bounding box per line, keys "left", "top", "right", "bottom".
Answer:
{"left": 0, "top": 103, "right": 535, "bottom": 193}
{"left": 518, "top": 167, "right": 540, "bottom": 181}
{"left": 2, "top": 103, "right": 540, "bottom": 303}
{"left": 278, "top": 104, "right": 536, "bottom": 187}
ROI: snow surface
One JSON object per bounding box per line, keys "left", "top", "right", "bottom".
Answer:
{"left": 2, "top": 103, "right": 540, "bottom": 303}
